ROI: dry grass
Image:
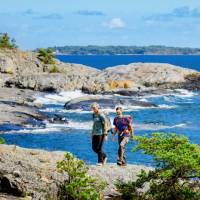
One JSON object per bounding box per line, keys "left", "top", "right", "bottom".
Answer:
{"left": 49, "top": 65, "right": 61, "bottom": 73}
{"left": 185, "top": 73, "right": 200, "bottom": 81}
{"left": 5, "top": 67, "right": 14, "bottom": 74}
{"left": 108, "top": 80, "right": 133, "bottom": 89}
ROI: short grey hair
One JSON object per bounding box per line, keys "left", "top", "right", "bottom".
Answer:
{"left": 91, "top": 102, "right": 100, "bottom": 109}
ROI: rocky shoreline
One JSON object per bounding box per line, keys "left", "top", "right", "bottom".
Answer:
{"left": 0, "top": 144, "right": 152, "bottom": 200}
{"left": 0, "top": 48, "right": 200, "bottom": 199}
{"left": 0, "top": 48, "right": 200, "bottom": 127}
{"left": 1, "top": 49, "right": 200, "bottom": 94}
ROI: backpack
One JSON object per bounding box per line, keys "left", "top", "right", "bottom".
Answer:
{"left": 115, "top": 115, "right": 133, "bottom": 132}
{"left": 102, "top": 112, "right": 112, "bottom": 133}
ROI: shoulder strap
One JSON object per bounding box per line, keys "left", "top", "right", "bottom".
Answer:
{"left": 99, "top": 112, "right": 105, "bottom": 125}
{"left": 123, "top": 117, "right": 127, "bottom": 126}
{"left": 115, "top": 116, "right": 119, "bottom": 126}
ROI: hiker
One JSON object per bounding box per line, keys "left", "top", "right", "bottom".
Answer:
{"left": 91, "top": 103, "right": 108, "bottom": 166}
{"left": 112, "top": 107, "right": 133, "bottom": 166}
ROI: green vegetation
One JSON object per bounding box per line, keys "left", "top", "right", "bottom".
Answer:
{"left": 50, "top": 45, "right": 200, "bottom": 55}
{"left": 49, "top": 65, "right": 61, "bottom": 73}
{"left": 0, "top": 33, "right": 17, "bottom": 49}
{"left": 57, "top": 152, "right": 106, "bottom": 200}
{"left": 37, "top": 48, "right": 55, "bottom": 64}
{"left": 116, "top": 133, "right": 200, "bottom": 200}
{"left": 0, "top": 137, "right": 5, "bottom": 144}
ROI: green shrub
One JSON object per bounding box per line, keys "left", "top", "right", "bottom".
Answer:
{"left": 116, "top": 133, "right": 200, "bottom": 200}
{"left": 37, "top": 48, "right": 55, "bottom": 64}
{"left": 57, "top": 152, "right": 106, "bottom": 200}
{"left": 0, "top": 33, "right": 17, "bottom": 49}
{"left": 0, "top": 137, "right": 5, "bottom": 144}
{"left": 49, "top": 65, "right": 61, "bottom": 73}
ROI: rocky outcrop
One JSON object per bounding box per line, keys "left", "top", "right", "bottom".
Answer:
{"left": 64, "top": 96, "right": 157, "bottom": 110}
{"left": 0, "top": 145, "right": 151, "bottom": 200}
{"left": 0, "top": 145, "right": 66, "bottom": 200}
{"left": 0, "top": 49, "right": 43, "bottom": 75}
{"left": 82, "top": 63, "right": 200, "bottom": 94}
{"left": 0, "top": 88, "right": 45, "bottom": 126}
{"left": 0, "top": 49, "right": 200, "bottom": 94}
{"left": 0, "top": 49, "right": 99, "bottom": 92}
{"left": 183, "top": 73, "right": 200, "bottom": 90}
{"left": 0, "top": 88, "right": 68, "bottom": 127}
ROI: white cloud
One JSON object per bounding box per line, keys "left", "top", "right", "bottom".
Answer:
{"left": 103, "top": 18, "right": 126, "bottom": 29}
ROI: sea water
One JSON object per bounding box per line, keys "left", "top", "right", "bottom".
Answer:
{"left": 1, "top": 55, "right": 200, "bottom": 165}
{"left": 56, "top": 55, "right": 200, "bottom": 71}
{"left": 1, "top": 89, "right": 200, "bottom": 166}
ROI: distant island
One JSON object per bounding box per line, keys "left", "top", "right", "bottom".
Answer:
{"left": 49, "top": 45, "right": 200, "bottom": 55}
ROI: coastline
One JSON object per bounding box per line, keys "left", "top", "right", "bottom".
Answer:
{"left": 0, "top": 88, "right": 47, "bottom": 128}
{"left": 0, "top": 49, "right": 200, "bottom": 199}
{"left": 0, "top": 48, "right": 200, "bottom": 128}
{"left": 55, "top": 53, "right": 200, "bottom": 56}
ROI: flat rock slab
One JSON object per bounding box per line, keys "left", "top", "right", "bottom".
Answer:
{"left": 0, "top": 145, "right": 152, "bottom": 199}
{"left": 64, "top": 96, "right": 157, "bottom": 110}
{"left": 88, "top": 164, "right": 152, "bottom": 198}
{"left": 0, "top": 88, "right": 45, "bottom": 126}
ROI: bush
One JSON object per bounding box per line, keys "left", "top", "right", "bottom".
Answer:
{"left": 123, "top": 81, "right": 131, "bottom": 89}
{"left": 49, "top": 65, "right": 61, "bottom": 73}
{"left": 37, "top": 48, "right": 55, "bottom": 64}
{"left": 0, "top": 33, "right": 17, "bottom": 49}
{"left": 0, "top": 137, "right": 5, "bottom": 144}
{"left": 108, "top": 80, "right": 119, "bottom": 89}
{"left": 115, "top": 133, "right": 200, "bottom": 200}
{"left": 57, "top": 152, "right": 106, "bottom": 200}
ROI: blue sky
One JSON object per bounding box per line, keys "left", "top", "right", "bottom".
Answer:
{"left": 0, "top": 0, "right": 200, "bottom": 50}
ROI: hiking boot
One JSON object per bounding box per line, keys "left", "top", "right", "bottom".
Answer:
{"left": 96, "top": 162, "right": 103, "bottom": 166}
{"left": 117, "top": 161, "right": 127, "bottom": 166}
{"left": 117, "top": 161, "right": 122, "bottom": 166}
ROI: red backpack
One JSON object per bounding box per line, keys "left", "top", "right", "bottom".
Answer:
{"left": 115, "top": 115, "right": 133, "bottom": 131}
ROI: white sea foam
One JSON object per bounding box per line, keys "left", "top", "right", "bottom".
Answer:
{"left": 139, "top": 98, "right": 149, "bottom": 102}
{"left": 173, "top": 89, "right": 196, "bottom": 98}
{"left": 39, "top": 107, "right": 61, "bottom": 112}
{"left": 4, "top": 121, "right": 187, "bottom": 134}
{"left": 171, "top": 123, "right": 187, "bottom": 128}
{"left": 63, "top": 121, "right": 187, "bottom": 131}
{"left": 158, "top": 104, "right": 177, "bottom": 109}
{"left": 140, "top": 89, "right": 197, "bottom": 101}
{"left": 64, "top": 120, "right": 93, "bottom": 130}
{"left": 34, "top": 88, "right": 197, "bottom": 107}
{"left": 42, "top": 103, "right": 176, "bottom": 114}
{"left": 34, "top": 90, "right": 116, "bottom": 105}
{"left": 4, "top": 127, "right": 65, "bottom": 134}
{"left": 135, "top": 123, "right": 187, "bottom": 131}
{"left": 45, "top": 119, "right": 187, "bottom": 132}
{"left": 60, "top": 109, "right": 92, "bottom": 114}
{"left": 34, "top": 90, "right": 87, "bottom": 105}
